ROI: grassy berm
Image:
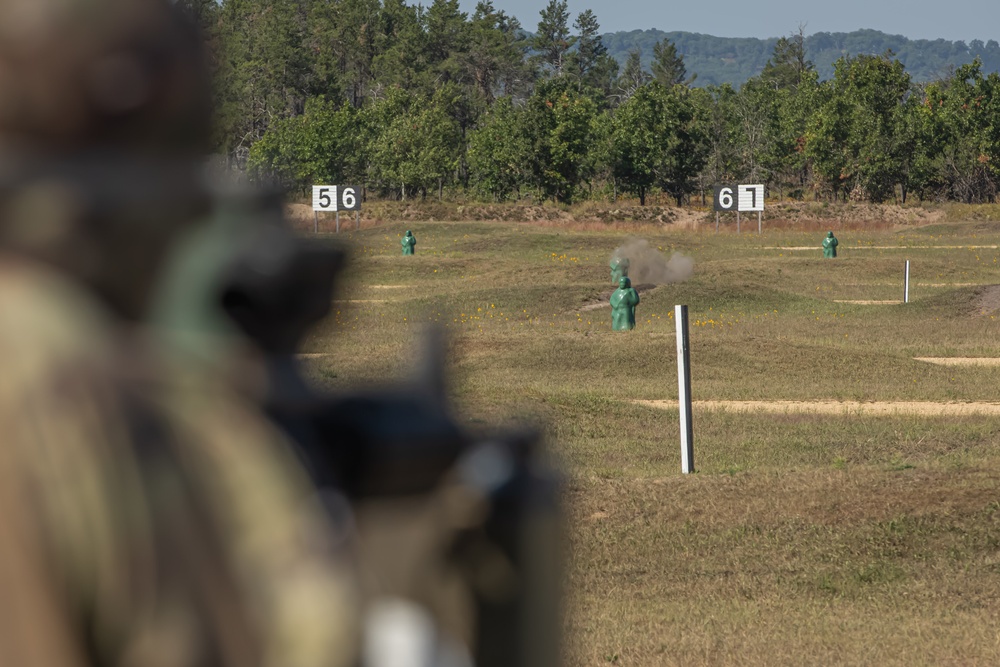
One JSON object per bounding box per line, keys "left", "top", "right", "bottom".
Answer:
{"left": 301, "top": 215, "right": 1000, "bottom": 666}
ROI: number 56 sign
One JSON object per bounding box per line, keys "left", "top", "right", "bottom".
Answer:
{"left": 312, "top": 185, "right": 361, "bottom": 211}
{"left": 713, "top": 184, "right": 764, "bottom": 212}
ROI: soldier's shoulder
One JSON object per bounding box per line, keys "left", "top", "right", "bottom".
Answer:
{"left": 0, "top": 259, "right": 118, "bottom": 380}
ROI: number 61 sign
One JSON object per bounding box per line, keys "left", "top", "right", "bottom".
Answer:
{"left": 312, "top": 185, "right": 361, "bottom": 211}
{"left": 713, "top": 184, "right": 764, "bottom": 212}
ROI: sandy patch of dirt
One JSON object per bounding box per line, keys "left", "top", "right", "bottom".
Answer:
{"left": 370, "top": 285, "right": 407, "bottom": 289}
{"left": 973, "top": 285, "right": 1000, "bottom": 314}
{"left": 286, "top": 202, "right": 314, "bottom": 224}
{"left": 296, "top": 353, "right": 332, "bottom": 359}
{"left": 915, "top": 357, "right": 1000, "bottom": 366}
{"left": 284, "top": 203, "right": 370, "bottom": 233}
{"left": 669, "top": 208, "right": 706, "bottom": 230}
{"left": 761, "top": 202, "right": 946, "bottom": 229}
{"left": 579, "top": 302, "right": 607, "bottom": 312}
{"left": 334, "top": 299, "right": 389, "bottom": 303}
{"left": 635, "top": 399, "right": 1000, "bottom": 416}
{"left": 833, "top": 300, "right": 903, "bottom": 305}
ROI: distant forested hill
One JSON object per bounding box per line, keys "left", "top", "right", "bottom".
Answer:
{"left": 601, "top": 29, "right": 1000, "bottom": 87}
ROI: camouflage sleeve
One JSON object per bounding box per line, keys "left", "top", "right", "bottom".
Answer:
{"left": 155, "top": 364, "right": 360, "bottom": 667}
{"left": 0, "top": 262, "right": 143, "bottom": 667}
{"left": 0, "top": 262, "right": 360, "bottom": 667}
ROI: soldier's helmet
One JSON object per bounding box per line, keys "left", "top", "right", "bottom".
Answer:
{"left": 0, "top": 0, "right": 211, "bottom": 155}
{"left": 0, "top": 0, "right": 215, "bottom": 318}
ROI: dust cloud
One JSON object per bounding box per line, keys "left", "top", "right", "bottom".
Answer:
{"left": 610, "top": 238, "right": 694, "bottom": 285}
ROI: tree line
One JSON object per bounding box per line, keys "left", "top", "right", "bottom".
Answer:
{"left": 603, "top": 28, "right": 1000, "bottom": 88}
{"left": 183, "top": 0, "right": 1000, "bottom": 205}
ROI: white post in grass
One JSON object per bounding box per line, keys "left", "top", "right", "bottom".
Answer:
{"left": 904, "top": 260, "right": 910, "bottom": 303}
{"left": 675, "top": 305, "right": 694, "bottom": 474}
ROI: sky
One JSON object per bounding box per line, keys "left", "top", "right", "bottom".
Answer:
{"left": 465, "top": 0, "right": 999, "bottom": 43}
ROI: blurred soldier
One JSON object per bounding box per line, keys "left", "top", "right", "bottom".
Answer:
{"left": 610, "top": 276, "right": 640, "bottom": 330}
{"left": 402, "top": 229, "right": 417, "bottom": 255}
{"left": 0, "top": 1, "right": 356, "bottom": 666}
{"left": 823, "top": 231, "right": 839, "bottom": 258}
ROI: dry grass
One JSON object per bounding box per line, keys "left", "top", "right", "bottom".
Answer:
{"left": 301, "top": 215, "right": 1000, "bottom": 665}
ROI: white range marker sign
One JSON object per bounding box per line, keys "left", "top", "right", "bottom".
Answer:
{"left": 737, "top": 184, "right": 764, "bottom": 212}
{"left": 312, "top": 185, "right": 361, "bottom": 212}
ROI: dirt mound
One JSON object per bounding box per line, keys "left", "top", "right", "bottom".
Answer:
{"left": 760, "top": 202, "right": 946, "bottom": 231}
{"left": 282, "top": 199, "right": 954, "bottom": 232}
{"left": 286, "top": 200, "right": 707, "bottom": 228}
{"left": 286, "top": 202, "right": 313, "bottom": 225}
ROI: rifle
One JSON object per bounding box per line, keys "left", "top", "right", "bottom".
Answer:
{"left": 215, "top": 190, "right": 563, "bottom": 667}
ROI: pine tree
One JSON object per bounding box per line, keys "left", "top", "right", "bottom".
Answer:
{"left": 614, "top": 49, "right": 650, "bottom": 104}
{"left": 569, "top": 9, "right": 616, "bottom": 93}
{"left": 760, "top": 28, "right": 813, "bottom": 90}
{"left": 533, "top": 0, "right": 575, "bottom": 78}
{"left": 465, "top": 1, "right": 532, "bottom": 103}
{"left": 651, "top": 38, "right": 691, "bottom": 86}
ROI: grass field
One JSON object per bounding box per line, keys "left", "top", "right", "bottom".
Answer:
{"left": 301, "top": 215, "right": 1000, "bottom": 666}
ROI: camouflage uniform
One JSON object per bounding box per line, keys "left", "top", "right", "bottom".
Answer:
{"left": 0, "top": 1, "right": 357, "bottom": 666}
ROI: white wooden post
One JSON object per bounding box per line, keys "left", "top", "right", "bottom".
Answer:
{"left": 904, "top": 260, "right": 910, "bottom": 303}
{"left": 675, "top": 305, "right": 694, "bottom": 474}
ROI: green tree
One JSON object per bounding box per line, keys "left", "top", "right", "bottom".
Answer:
{"left": 306, "top": 0, "right": 381, "bottom": 108}
{"left": 424, "top": 0, "right": 469, "bottom": 85}
{"left": 568, "top": 9, "right": 618, "bottom": 95}
{"left": 216, "top": 0, "right": 311, "bottom": 162}
{"left": 533, "top": 0, "right": 575, "bottom": 78}
{"left": 610, "top": 83, "right": 709, "bottom": 205}
{"left": 759, "top": 28, "right": 812, "bottom": 90}
{"left": 743, "top": 29, "right": 819, "bottom": 197}
{"left": 371, "top": 0, "right": 429, "bottom": 92}
{"left": 248, "top": 97, "right": 363, "bottom": 192}
{"left": 464, "top": 1, "right": 532, "bottom": 103}
{"left": 614, "top": 49, "right": 650, "bottom": 104}
{"left": 178, "top": 0, "right": 219, "bottom": 37}
{"left": 525, "top": 80, "right": 599, "bottom": 202}
{"left": 806, "top": 53, "right": 913, "bottom": 202}
{"left": 694, "top": 85, "right": 740, "bottom": 201}
{"left": 731, "top": 79, "right": 777, "bottom": 183}
{"left": 609, "top": 84, "right": 660, "bottom": 204}
{"left": 467, "top": 97, "right": 532, "bottom": 200}
{"left": 366, "top": 87, "right": 463, "bottom": 199}
{"left": 651, "top": 38, "right": 691, "bottom": 86}
{"left": 764, "top": 69, "right": 821, "bottom": 197}
{"left": 918, "top": 61, "right": 1000, "bottom": 202}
